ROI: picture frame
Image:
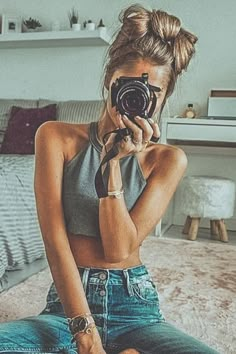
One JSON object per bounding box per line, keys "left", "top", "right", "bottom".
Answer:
{"left": 1, "top": 14, "right": 22, "bottom": 34}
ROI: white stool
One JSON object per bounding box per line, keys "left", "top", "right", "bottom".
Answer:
{"left": 179, "top": 176, "right": 235, "bottom": 242}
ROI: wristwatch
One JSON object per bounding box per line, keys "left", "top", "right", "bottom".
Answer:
{"left": 68, "top": 314, "right": 95, "bottom": 335}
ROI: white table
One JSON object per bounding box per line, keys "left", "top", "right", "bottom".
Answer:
{"left": 160, "top": 117, "right": 236, "bottom": 145}
{"left": 155, "top": 117, "right": 236, "bottom": 236}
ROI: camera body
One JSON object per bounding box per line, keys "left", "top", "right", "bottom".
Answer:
{"left": 111, "top": 73, "right": 152, "bottom": 121}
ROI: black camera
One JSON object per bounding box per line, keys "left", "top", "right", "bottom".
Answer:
{"left": 111, "top": 73, "right": 161, "bottom": 121}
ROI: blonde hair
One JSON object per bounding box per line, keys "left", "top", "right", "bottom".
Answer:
{"left": 103, "top": 4, "right": 198, "bottom": 111}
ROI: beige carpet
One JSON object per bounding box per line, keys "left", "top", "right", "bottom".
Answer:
{"left": 0, "top": 236, "right": 235, "bottom": 354}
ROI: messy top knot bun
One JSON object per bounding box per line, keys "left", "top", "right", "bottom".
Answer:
{"left": 150, "top": 9, "right": 197, "bottom": 76}
{"left": 149, "top": 10, "right": 181, "bottom": 43}
{"left": 103, "top": 4, "right": 198, "bottom": 106}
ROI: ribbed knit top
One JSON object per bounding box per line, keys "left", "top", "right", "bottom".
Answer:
{"left": 62, "top": 122, "right": 147, "bottom": 238}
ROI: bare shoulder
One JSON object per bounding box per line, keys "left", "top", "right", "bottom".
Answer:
{"left": 35, "top": 121, "right": 90, "bottom": 162}
{"left": 153, "top": 143, "right": 187, "bottom": 164}
{"left": 144, "top": 143, "right": 188, "bottom": 179}
{"left": 35, "top": 121, "right": 90, "bottom": 143}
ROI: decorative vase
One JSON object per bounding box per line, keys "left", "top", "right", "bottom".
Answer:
{"left": 51, "top": 21, "right": 60, "bottom": 31}
{"left": 86, "top": 22, "right": 95, "bottom": 31}
{"left": 72, "top": 23, "right": 81, "bottom": 31}
{"left": 98, "top": 26, "right": 107, "bottom": 35}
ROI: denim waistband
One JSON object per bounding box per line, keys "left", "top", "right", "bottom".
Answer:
{"left": 42, "top": 262, "right": 165, "bottom": 347}
{"left": 78, "top": 264, "right": 150, "bottom": 297}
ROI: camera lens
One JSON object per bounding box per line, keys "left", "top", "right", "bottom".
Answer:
{"left": 116, "top": 81, "right": 150, "bottom": 118}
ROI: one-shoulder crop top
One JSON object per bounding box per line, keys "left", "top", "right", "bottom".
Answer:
{"left": 62, "top": 122, "right": 147, "bottom": 238}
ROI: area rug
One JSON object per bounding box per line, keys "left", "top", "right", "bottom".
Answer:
{"left": 0, "top": 236, "right": 235, "bottom": 354}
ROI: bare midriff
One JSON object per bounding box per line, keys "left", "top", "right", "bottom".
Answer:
{"left": 68, "top": 233, "right": 142, "bottom": 269}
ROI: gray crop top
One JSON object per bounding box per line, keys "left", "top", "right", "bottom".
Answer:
{"left": 62, "top": 121, "right": 147, "bottom": 237}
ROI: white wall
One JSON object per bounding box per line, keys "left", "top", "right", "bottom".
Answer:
{"left": 0, "top": 0, "right": 235, "bottom": 116}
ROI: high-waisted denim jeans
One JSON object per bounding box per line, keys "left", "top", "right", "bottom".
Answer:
{"left": 0, "top": 265, "right": 219, "bottom": 353}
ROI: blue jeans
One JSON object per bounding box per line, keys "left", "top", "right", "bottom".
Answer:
{"left": 0, "top": 265, "right": 219, "bottom": 353}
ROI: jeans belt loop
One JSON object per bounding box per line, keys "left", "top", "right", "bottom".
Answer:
{"left": 81, "top": 268, "right": 90, "bottom": 291}
{"left": 123, "top": 269, "right": 134, "bottom": 297}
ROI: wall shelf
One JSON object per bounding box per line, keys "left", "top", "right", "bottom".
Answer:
{"left": 0, "top": 29, "right": 111, "bottom": 49}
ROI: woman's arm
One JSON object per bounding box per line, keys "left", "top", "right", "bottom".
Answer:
{"left": 99, "top": 117, "right": 187, "bottom": 263}
{"left": 34, "top": 122, "right": 90, "bottom": 316}
{"left": 34, "top": 122, "right": 105, "bottom": 353}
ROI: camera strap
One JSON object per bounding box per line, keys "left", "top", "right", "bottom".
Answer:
{"left": 147, "top": 85, "right": 158, "bottom": 119}
{"left": 95, "top": 127, "right": 130, "bottom": 198}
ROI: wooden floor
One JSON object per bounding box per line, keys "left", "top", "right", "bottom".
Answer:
{"left": 156, "top": 224, "right": 236, "bottom": 246}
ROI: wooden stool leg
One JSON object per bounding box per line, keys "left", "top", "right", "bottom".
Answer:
{"left": 210, "top": 220, "right": 220, "bottom": 240}
{"left": 182, "top": 216, "right": 192, "bottom": 234}
{"left": 188, "top": 217, "right": 200, "bottom": 241}
{"left": 217, "top": 219, "right": 229, "bottom": 243}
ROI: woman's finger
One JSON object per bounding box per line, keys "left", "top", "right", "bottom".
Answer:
{"left": 148, "top": 118, "right": 161, "bottom": 142}
{"left": 116, "top": 113, "right": 126, "bottom": 129}
{"left": 122, "top": 115, "right": 142, "bottom": 146}
{"left": 133, "top": 116, "right": 153, "bottom": 144}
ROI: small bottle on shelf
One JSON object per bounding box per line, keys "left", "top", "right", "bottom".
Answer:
{"left": 183, "top": 103, "right": 196, "bottom": 118}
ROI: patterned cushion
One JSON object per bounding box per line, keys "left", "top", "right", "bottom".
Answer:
{"left": 0, "top": 99, "right": 37, "bottom": 149}
{"left": 0, "top": 99, "right": 37, "bottom": 132}
{"left": 0, "top": 104, "right": 57, "bottom": 154}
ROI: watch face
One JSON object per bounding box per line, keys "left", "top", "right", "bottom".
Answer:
{"left": 69, "top": 315, "right": 94, "bottom": 334}
{"left": 76, "top": 317, "right": 87, "bottom": 332}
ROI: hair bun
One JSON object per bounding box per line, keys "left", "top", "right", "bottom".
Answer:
{"left": 173, "top": 28, "right": 198, "bottom": 75}
{"left": 119, "top": 4, "right": 150, "bottom": 39}
{"left": 103, "top": 4, "right": 198, "bottom": 99}
{"left": 150, "top": 10, "right": 181, "bottom": 42}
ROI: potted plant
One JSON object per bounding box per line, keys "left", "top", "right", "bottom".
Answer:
{"left": 23, "top": 17, "right": 42, "bottom": 32}
{"left": 97, "top": 19, "right": 107, "bottom": 34}
{"left": 98, "top": 19, "right": 105, "bottom": 28}
{"left": 85, "top": 19, "right": 95, "bottom": 31}
{"left": 68, "top": 8, "right": 80, "bottom": 31}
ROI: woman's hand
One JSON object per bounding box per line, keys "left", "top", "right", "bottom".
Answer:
{"left": 75, "top": 328, "right": 107, "bottom": 354}
{"left": 103, "top": 114, "right": 160, "bottom": 161}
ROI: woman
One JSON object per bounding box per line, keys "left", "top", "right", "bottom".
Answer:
{"left": 0, "top": 4, "right": 219, "bottom": 354}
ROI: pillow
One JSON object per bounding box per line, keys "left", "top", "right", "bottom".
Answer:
{"left": 0, "top": 104, "right": 57, "bottom": 154}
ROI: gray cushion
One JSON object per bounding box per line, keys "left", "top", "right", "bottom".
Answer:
{"left": 39, "top": 99, "right": 104, "bottom": 124}
{"left": 58, "top": 100, "right": 104, "bottom": 123}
